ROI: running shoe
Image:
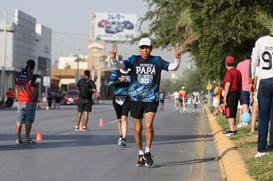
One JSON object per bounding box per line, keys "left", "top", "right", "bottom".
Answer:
{"left": 24, "top": 138, "right": 36, "bottom": 145}
{"left": 236, "top": 122, "right": 248, "bottom": 128}
{"left": 136, "top": 155, "right": 145, "bottom": 167}
{"left": 222, "top": 130, "right": 236, "bottom": 136}
{"left": 74, "top": 125, "right": 79, "bottom": 131}
{"left": 16, "top": 138, "right": 23, "bottom": 145}
{"left": 254, "top": 152, "right": 268, "bottom": 158}
{"left": 120, "top": 138, "right": 126, "bottom": 147}
{"left": 144, "top": 152, "right": 153, "bottom": 167}
{"left": 82, "top": 126, "right": 89, "bottom": 132}
{"left": 117, "top": 137, "right": 122, "bottom": 146}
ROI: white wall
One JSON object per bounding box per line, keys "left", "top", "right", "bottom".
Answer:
{"left": 58, "top": 55, "right": 88, "bottom": 69}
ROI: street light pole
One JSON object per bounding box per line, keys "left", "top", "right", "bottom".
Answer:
{"left": 1, "top": 10, "right": 7, "bottom": 100}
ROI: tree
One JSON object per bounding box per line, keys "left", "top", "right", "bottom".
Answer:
{"left": 160, "top": 68, "right": 206, "bottom": 93}
{"left": 135, "top": 0, "right": 188, "bottom": 48}
{"left": 138, "top": 0, "right": 273, "bottom": 81}
{"left": 64, "top": 63, "right": 71, "bottom": 69}
{"left": 189, "top": 0, "right": 270, "bottom": 80}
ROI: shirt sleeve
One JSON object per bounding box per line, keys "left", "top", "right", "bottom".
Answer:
{"left": 224, "top": 71, "right": 232, "bottom": 83}
{"left": 30, "top": 75, "right": 36, "bottom": 87}
{"left": 90, "top": 80, "right": 96, "bottom": 89}
{"left": 168, "top": 58, "right": 181, "bottom": 71}
{"left": 250, "top": 42, "right": 259, "bottom": 80}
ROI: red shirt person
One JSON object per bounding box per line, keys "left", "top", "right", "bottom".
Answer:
{"left": 223, "top": 56, "right": 242, "bottom": 136}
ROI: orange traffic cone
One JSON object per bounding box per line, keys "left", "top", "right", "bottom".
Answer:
{"left": 36, "top": 129, "right": 43, "bottom": 141}
{"left": 99, "top": 118, "right": 104, "bottom": 127}
{"left": 79, "top": 121, "right": 83, "bottom": 131}
{"left": 92, "top": 105, "right": 94, "bottom": 110}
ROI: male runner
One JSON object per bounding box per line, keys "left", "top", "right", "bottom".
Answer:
{"left": 110, "top": 37, "right": 182, "bottom": 167}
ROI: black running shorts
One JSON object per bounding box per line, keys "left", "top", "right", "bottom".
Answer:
{"left": 77, "top": 98, "right": 92, "bottom": 112}
{"left": 130, "top": 101, "right": 159, "bottom": 119}
{"left": 113, "top": 97, "right": 130, "bottom": 119}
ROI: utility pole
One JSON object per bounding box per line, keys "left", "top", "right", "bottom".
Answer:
{"left": 91, "top": 9, "right": 96, "bottom": 40}
{"left": 1, "top": 10, "right": 7, "bottom": 101}
{"left": 75, "top": 47, "right": 80, "bottom": 84}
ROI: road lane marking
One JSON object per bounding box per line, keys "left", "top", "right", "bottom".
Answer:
{"left": 189, "top": 112, "right": 205, "bottom": 181}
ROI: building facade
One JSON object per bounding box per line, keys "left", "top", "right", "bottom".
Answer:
{"left": 0, "top": 9, "right": 51, "bottom": 100}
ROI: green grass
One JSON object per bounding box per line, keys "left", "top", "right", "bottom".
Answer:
{"left": 215, "top": 113, "right": 273, "bottom": 181}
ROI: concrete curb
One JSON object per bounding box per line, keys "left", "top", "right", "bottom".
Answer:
{"left": 204, "top": 105, "right": 254, "bottom": 181}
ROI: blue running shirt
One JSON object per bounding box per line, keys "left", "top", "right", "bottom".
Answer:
{"left": 122, "top": 55, "right": 170, "bottom": 102}
{"left": 109, "top": 70, "right": 131, "bottom": 96}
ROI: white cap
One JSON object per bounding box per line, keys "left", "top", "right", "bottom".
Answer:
{"left": 138, "top": 37, "right": 152, "bottom": 47}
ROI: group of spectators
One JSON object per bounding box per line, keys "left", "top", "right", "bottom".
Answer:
{"left": 208, "top": 56, "right": 256, "bottom": 136}
{"left": 208, "top": 31, "right": 273, "bottom": 158}
{"left": 40, "top": 88, "right": 63, "bottom": 110}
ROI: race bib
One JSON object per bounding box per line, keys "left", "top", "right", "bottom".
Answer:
{"left": 115, "top": 98, "right": 126, "bottom": 106}
{"left": 137, "top": 74, "right": 153, "bottom": 85}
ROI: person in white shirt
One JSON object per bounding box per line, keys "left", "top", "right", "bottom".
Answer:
{"left": 249, "top": 33, "right": 273, "bottom": 158}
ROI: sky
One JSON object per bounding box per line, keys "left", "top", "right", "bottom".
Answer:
{"left": 0, "top": 0, "right": 149, "bottom": 61}
{"left": 0, "top": 0, "right": 190, "bottom": 77}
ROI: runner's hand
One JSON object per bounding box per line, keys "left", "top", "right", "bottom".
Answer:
{"left": 174, "top": 44, "right": 182, "bottom": 59}
{"left": 119, "top": 76, "right": 125, "bottom": 82}
{"left": 110, "top": 44, "right": 117, "bottom": 60}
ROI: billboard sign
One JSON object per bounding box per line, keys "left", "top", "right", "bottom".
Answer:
{"left": 93, "top": 12, "right": 137, "bottom": 42}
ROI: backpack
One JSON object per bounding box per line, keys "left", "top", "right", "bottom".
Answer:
{"left": 78, "top": 79, "right": 95, "bottom": 99}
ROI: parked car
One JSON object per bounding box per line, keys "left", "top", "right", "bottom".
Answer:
{"left": 64, "top": 90, "right": 79, "bottom": 105}
{"left": 98, "top": 19, "right": 110, "bottom": 27}
{"left": 104, "top": 21, "right": 124, "bottom": 34}
{"left": 121, "top": 20, "right": 134, "bottom": 30}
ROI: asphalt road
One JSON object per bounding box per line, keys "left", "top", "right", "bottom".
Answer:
{"left": 0, "top": 101, "right": 221, "bottom": 181}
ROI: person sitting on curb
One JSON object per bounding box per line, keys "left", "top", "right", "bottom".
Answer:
{"left": 210, "top": 103, "right": 225, "bottom": 120}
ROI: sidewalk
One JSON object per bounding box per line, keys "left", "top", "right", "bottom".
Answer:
{"left": 204, "top": 105, "right": 254, "bottom": 181}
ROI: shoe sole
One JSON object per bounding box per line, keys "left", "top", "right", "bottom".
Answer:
{"left": 143, "top": 156, "right": 153, "bottom": 167}
{"left": 136, "top": 163, "right": 145, "bottom": 167}
{"left": 255, "top": 152, "right": 268, "bottom": 158}
{"left": 145, "top": 163, "right": 153, "bottom": 167}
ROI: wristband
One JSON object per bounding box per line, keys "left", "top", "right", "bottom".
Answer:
{"left": 249, "top": 78, "right": 254, "bottom": 82}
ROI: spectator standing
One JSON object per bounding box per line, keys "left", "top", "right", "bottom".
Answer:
{"left": 47, "top": 89, "right": 53, "bottom": 109}
{"left": 250, "top": 32, "right": 273, "bottom": 158}
{"left": 6, "top": 88, "right": 14, "bottom": 108}
{"left": 110, "top": 37, "right": 182, "bottom": 167}
{"left": 75, "top": 70, "right": 96, "bottom": 131}
{"left": 209, "top": 81, "right": 216, "bottom": 112}
{"left": 236, "top": 57, "right": 251, "bottom": 128}
{"left": 222, "top": 56, "right": 242, "bottom": 136}
{"left": 41, "top": 91, "right": 47, "bottom": 109}
{"left": 55, "top": 88, "right": 62, "bottom": 109}
{"left": 212, "top": 83, "right": 221, "bottom": 111}
{"left": 15, "top": 59, "right": 37, "bottom": 144}
{"left": 249, "top": 64, "right": 260, "bottom": 134}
